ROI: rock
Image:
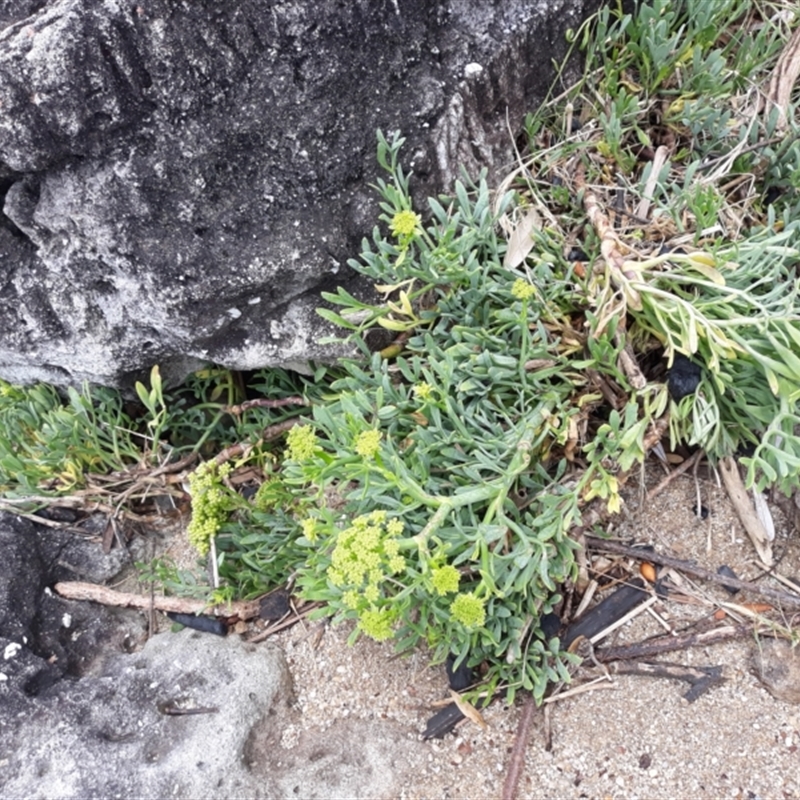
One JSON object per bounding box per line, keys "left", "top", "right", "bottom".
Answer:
{"left": 0, "top": 0, "right": 602, "bottom": 390}
{"left": 0, "top": 509, "right": 431, "bottom": 798}
{"left": 0, "top": 511, "right": 143, "bottom": 688}
{"left": 754, "top": 638, "right": 800, "bottom": 705}
{"left": 1, "top": 628, "right": 293, "bottom": 799}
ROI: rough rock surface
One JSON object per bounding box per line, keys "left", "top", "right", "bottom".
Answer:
{"left": 0, "top": 509, "right": 425, "bottom": 799}
{"left": 0, "top": 511, "right": 143, "bottom": 694}
{"left": 754, "top": 638, "right": 800, "bottom": 705}
{"left": 2, "top": 627, "right": 294, "bottom": 800}
{"left": 0, "top": 0, "right": 601, "bottom": 390}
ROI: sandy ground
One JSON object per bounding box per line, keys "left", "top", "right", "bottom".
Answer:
{"left": 266, "top": 465, "right": 800, "bottom": 799}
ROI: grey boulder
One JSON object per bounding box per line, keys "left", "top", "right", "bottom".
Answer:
{"left": 0, "top": 0, "right": 601, "bottom": 389}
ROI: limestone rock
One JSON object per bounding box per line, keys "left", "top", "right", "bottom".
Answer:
{"left": 0, "top": 0, "right": 602, "bottom": 390}
{"left": 1, "top": 628, "right": 293, "bottom": 799}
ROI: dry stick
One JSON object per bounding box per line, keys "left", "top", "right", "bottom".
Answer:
{"left": 594, "top": 623, "right": 751, "bottom": 663}
{"left": 54, "top": 581, "right": 262, "bottom": 620}
{"left": 263, "top": 418, "right": 301, "bottom": 440}
{"left": 609, "top": 661, "right": 724, "bottom": 702}
{"left": 224, "top": 396, "right": 309, "bottom": 415}
{"left": 695, "top": 136, "right": 784, "bottom": 173}
{"left": 645, "top": 449, "right": 703, "bottom": 502}
{"left": 246, "top": 602, "right": 322, "bottom": 643}
{"left": 584, "top": 536, "right": 800, "bottom": 610}
{"left": 208, "top": 418, "right": 300, "bottom": 469}
{"left": 501, "top": 694, "right": 537, "bottom": 800}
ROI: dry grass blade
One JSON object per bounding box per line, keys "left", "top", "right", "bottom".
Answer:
{"left": 543, "top": 676, "right": 614, "bottom": 704}
{"left": 588, "top": 595, "right": 658, "bottom": 644}
{"left": 502, "top": 207, "right": 541, "bottom": 268}
{"left": 635, "top": 145, "right": 670, "bottom": 220}
{"left": 718, "top": 456, "right": 774, "bottom": 566}
{"left": 448, "top": 689, "right": 488, "bottom": 732}
{"left": 766, "top": 25, "right": 800, "bottom": 132}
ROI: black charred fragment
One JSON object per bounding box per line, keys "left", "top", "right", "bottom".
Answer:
{"left": 445, "top": 653, "right": 473, "bottom": 692}
{"left": 716, "top": 565, "right": 741, "bottom": 595}
{"left": 667, "top": 353, "right": 703, "bottom": 402}
{"left": 540, "top": 612, "right": 562, "bottom": 639}
{"left": 563, "top": 578, "right": 649, "bottom": 649}
{"left": 566, "top": 247, "right": 589, "bottom": 262}
{"left": 423, "top": 702, "right": 466, "bottom": 740}
{"left": 166, "top": 612, "right": 227, "bottom": 636}
{"left": 259, "top": 589, "right": 291, "bottom": 621}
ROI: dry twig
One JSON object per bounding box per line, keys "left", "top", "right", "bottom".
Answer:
{"left": 645, "top": 449, "right": 704, "bottom": 502}
{"left": 501, "top": 694, "right": 537, "bottom": 800}
{"left": 54, "top": 581, "right": 262, "bottom": 620}
{"left": 224, "top": 396, "right": 308, "bottom": 415}
{"left": 595, "top": 623, "right": 752, "bottom": 662}
{"left": 584, "top": 536, "right": 800, "bottom": 609}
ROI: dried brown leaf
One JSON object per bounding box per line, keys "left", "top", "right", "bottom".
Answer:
{"left": 448, "top": 690, "right": 488, "bottom": 731}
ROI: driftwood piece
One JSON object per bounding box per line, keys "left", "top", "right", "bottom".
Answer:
{"left": 53, "top": 581, "right": 262, "bottom": 620}
{"left": 584, "top": 536, "right": 800, "bottom": 610}
{"left": 718, "top": 456, "right": 773, "bottom": 565}
{"left": 609, "top": 661, "right": 724, "bottom": 702}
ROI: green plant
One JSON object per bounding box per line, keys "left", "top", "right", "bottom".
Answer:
{"left": 226, "top": 0, "right": 799, "bottom": 701}
{"left": 1, "top": 0, "right": 799, "bottom": 709}
{"left": 0, "top": 380, "right": 144, "bottom": 495}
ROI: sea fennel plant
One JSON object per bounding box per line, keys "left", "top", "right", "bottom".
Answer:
{"left": 278, "top": 131, "right": 615, "bottom": 702}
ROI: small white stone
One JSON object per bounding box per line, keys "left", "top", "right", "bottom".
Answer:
{"left": 464, "top": 62, "right": 483, "bottom": 78}
{"left": 62, "top": 613, "right": 72, "bottom": 628}
{"left": 3, "top": 642, "right": 21, "bottom": 660}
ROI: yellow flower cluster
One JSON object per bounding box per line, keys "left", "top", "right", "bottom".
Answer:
{"left": 511, "top": 278, "right": 537, "bottom": 301}
{"left": 413, "top": 382, "right": 433, "bottom": 400}
{"left": 186, "top": 460, "right": 233, "bottom": 556}
{"left": 431, "top": 564, "right": 460, "bottom": 596}
{"left": 358, "top": 608, "right": 394, "bottom": 641}
{"left": 300, "top": 517, "right": 319, "bottom": 543}
{"left": 389, "top": 209, "right": 421, "bottom": 240}
{"left": 326, "top": 510, "right": 406, "bottom": 641}
{"left": 354, "top": 429, "right": 382, "bottom": 459}
{"left": 285, "top": 424, "right": 318, "bottom": 461}
{"left": 449, "top": 591, "right": 486, "bottom": 628}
